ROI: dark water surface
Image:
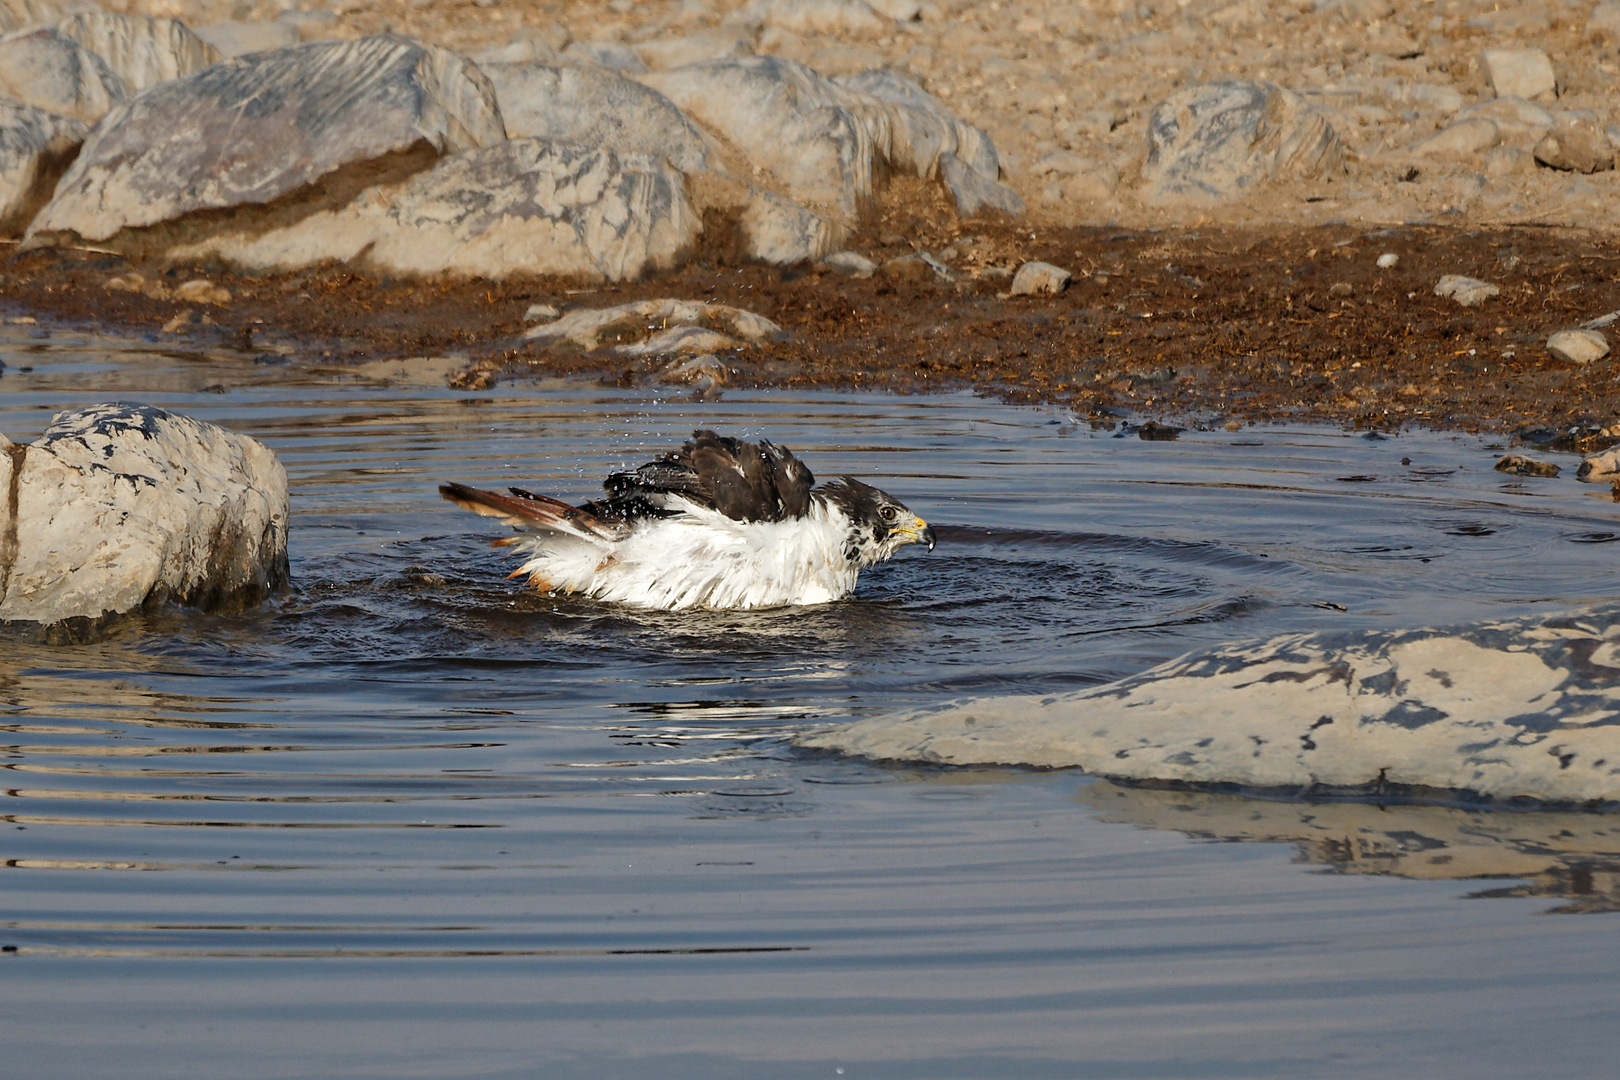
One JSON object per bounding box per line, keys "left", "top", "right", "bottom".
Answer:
{"left": 2, "top": 328, "right": 1619, "bottom": 1078}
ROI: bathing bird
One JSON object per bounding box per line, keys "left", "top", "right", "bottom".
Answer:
{"left": 440, "top": 429, "right": 935, "bottom": 610}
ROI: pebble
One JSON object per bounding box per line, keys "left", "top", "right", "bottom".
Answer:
{"left": 1008, "top": 261, "right": 1072, "bottom": 296}
{"left": 1376, "top": 253, "right": 1398, "bottom": 268}
{"left": 524, "top": 303, "right": 561, "bottom": 322}
{"left": 1433, "top": 275, "right": 1500, "bottom": 307}
{"left": 1546, "top": 329, "right": 1611, "bottom": 365}
{"left": 1494, "top": 454, "right": 1560, "bottom": 478}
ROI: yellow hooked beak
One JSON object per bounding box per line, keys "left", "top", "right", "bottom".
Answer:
{"left": 898, "top": 515, "right": 936, "bottom": 551}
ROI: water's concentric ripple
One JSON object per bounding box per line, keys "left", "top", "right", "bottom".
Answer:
{"left": 2, "top": 328, "right": 1620, "bottom": 1079}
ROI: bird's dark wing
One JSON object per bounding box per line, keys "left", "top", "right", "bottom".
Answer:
{"left": 596, "top": 429, "right": 815, "bottom": 523}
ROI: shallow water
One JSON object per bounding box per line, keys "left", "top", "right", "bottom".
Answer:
{"left": 2, "top": 327, "right": 1620, "bottom": 1078}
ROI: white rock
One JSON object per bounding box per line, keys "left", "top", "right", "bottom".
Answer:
{"left": 1009, "top": 260, "right": 1071, "bottom": 296}
{"left": 1376, "top": 252, "right": 1398, "bottom": 268}
{"left": 29, "top": 34, "right": 506, "bottom": 247}
{"left": 524, "top": 302, "right": 561, "bottom": 321}
{"left": 0, "top": 0, "right": 96, "bottom": 34}
{"left": 1142, "top": 81, "right": 1343, "bottom": 207}
{"left": 799, "top": 610, "right": 1620, "bottom": 802}
{"left": 1482, "top": 48, "right": 1557, "bottom": 102}
{"left": 1576, "top": 446, "right": 1620, "bottom": 480}
{"left": 0, "top": 97, "right": 85, "bottom": 236}
{"left": 819, "top": 250, "right": 876, "bottom": 277}
{"left": 0, "top": 403, "right": 289, "bottom": 628}
{"left": 1433, "top": 274, "right": 1500, "bottom": 306}
{"left": 171, "top": 138, "right": 701, "bottom": 283}
{"left": 1535, "top": 121, "right": 1614, "bottom": 174}
{"left": 56, "top": 12, "right": 221, "bottom": 92}
{"left": 751, "top": 0, "right": 889, "bottom": 37}
{"left": 0, "top": 25, "right": 128, "bottom": 124}
{"left": 1547, "top": 329, "right": 1611, "bottom": 365}
{"left": 1457, "top": 96, "right": 1555, "bottom": 147}
{"left": 484, "top": 61, "right": 711, "bottom": 175}
{"left": 191, "top": 20, "right": 300, "bottom": 59}
{"left": 1407, "top": 118, "right": 1500, "bottom": 158}
{"left": 524, "top": 299, "right": 784, "bottom": 350}
{"left": 633, "top": 33, "right": 751, "bottom": 71}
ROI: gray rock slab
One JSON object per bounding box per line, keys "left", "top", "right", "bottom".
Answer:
{"left": 1009, "top": 260, "right": 1071, "bottom": 296}
{"left": 799, "top": 608, "right": 1620, "bottom": 802}
{"left": 29, "top": 34, "right": 506, "bottom": 247}
{"left": 1142, "top": 81, "right": 1343, "bottom": 207}
{"left": 0, "top": 402, "right": 289, "bottom": 628}
{"left": 56, "top": 11, "right": 221, "bottom": 92}
{"left": 1535, "top": 123, "right": 1614, "bottom": 173}
{"left": 484, "top": 61, "right": 712, "bottom": 175}
{"left": 191, "top": 19, "right": 300, "bottom": 59}
{"left": 0, "top": 25, "right": 128, "bottom": 124}
{"left": 0, "top": 97, "right": 85, "bottom": 236}
{"left": 1482, "top": 47, "right": 1556, "bottom": 102}
{"left": 1547, "top": 329, "right": 1611, "bottom": 364}
{"left": 168, "top": 137, "right": 701, "bottom": 283}
{"left": 1434, "top": 274, "right": 1500, "bottom": 306}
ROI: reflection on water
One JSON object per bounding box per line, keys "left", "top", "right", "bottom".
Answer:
{"left": 1078, "top": 781, "right": 1620, "bottom": 914}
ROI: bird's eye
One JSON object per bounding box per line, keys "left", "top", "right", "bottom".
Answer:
{"left": 879, "top": 506, "right": 898, "bottom": 522}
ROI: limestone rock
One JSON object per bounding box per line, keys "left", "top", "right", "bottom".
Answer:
{"left": 1547, "top": 329, "right": 1611, "bottom": 364}
{"left": 0, "top": 25, "right": 128, "bottom": 124}
{"left": 740, "top": 186, "right": 842, "bottom": 263}
{"left": 1142, "top": 81, "right": 1343, "bottom": 207}
{"left": 191, "top": 19, "right": 300, "bottom": 59}
{"left": 1433, "top": 274, "right": 1499, "bottom": 306}
{"left": 0, "top": 0, "right": 96, "bottom": 34}
{"left": 0, "top": 403, "right": 289, "bottom": 628}
{"left": 1408, "top": 118, "right": 1500, "bottom": 159}
{"left": 1482, "top": 48, "right": 1557, "bottom": 102}
{"left": 524, "top": 299, "right": 784, "bottom": 351}
{"left": 0, "top": 98, "right": 86, "bottom": 236}
{"left": 56, "top": 11, "right": 221, "bottom": 92}
{"left": 1535, "top": 122, "right": 1614, "bottom": 173}
{"left": 484, "top": 61, "right": 711, "bottom": 175}
{"left": 751, "top": 0, "right": 889, "bottom": 37}
{"left": 171, "top": 138, "right": 701, "bottom": 283}
{"left": 29, "top": 34, "right": 506, "bottom": 248}
{"left": 1008, "top": 260, "right": 1071, "bottom": 296}
{"left": 1576, "top": 446, "right": 1620, "bottom": 480}
{"left": 1456, "top": 97, "right": 1554, "bottom": 147}
{"left": 818, "top": 249, "right": 875, "bottom": 276}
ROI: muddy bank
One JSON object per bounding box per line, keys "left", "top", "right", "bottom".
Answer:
{"left": 3, "top": 219, "right": 1619, "bottom": 438}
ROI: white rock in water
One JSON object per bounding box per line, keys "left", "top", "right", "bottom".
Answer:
{"left": 1142, "top": 81, "right": 1343, "bottom": 207}
{"left": 1434, "top": 274, "right": 1500, "bottom": 306}
{"left": 0, "top": 25, "right": 128, "bottom": 124}
{"left": 484, "top": 61, "right": 711, "bottom": 175}
{"left": 56, "top": 12, "right": 221, "bottom": 92}
{"left": 525, "top": 298, "right": 784, "bottom": 350}
{"left": 1376, "top": 252, "right": 1398, "bottom": 268}
{"left": 29, "top": 34, "right": 506, "bottom": 247}
{"left": 170, "top": 138, "right": 701, "bottom": 283}
{"left": 1577, "top": 446, "right": 1620, "bottom": 480}
{"left": 1547, "top": 329, "right": 1611, "bottom": 365}
{"left": 191, "top": 19, "right": 300, "bottom": 59}
{"left": 1482, "top": 47, "right": 1557, "bottom": 102}
{"left": 1009, "top": 261, "right": 1071, "bottom": 296}
{"left": 0, "top": 403, "right": 289, "bottom": 629}
{"left": 799, "top": 609, "right": 1620, "bottom": 802}
{"left": 0, "top": 98, "right": 86, "bottom": 236}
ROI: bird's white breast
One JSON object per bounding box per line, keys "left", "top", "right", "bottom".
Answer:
{"left": 513, "top": 499, "right": 862, "bottom": 610}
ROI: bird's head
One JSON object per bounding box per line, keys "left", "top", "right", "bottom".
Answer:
{"left": 820, "top": 477, "right": 935, "bottom": 566}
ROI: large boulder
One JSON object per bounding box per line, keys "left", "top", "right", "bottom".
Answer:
{"left": 1141, "top": 81, "right": 1344, "bottom": 207}
{"left": 0, "top": 25, "right": 128, "bottom": 124}
{"left": 0, "top": 98, "right": 86, "bottom": 236}
{"left": 27, "top": 34, "right": 506, "bottom": 250}
{"left": 56, "top": 11, "right": 222, "bottom": 92}
{"left": 0, "top": 0, "right": 96, "bottom": 33}
{"left": 0, "top": 403, "right": 289, "bottom": 630}
{"left": 166, "top": 138, "right": 701, "bottom": 282}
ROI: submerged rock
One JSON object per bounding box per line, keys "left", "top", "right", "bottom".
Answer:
{"left": 0, "top": 98, "right": 85, "bottom": 236}
{"left": 0, "top": 25, "right": 128, "bottom": 124}
{"left": 799, "top": 609, "right": 1620, "bottom": 802}
{"left": 1141, "top": 81, "right": 1343, "bottom": 207}
{"left": 1494, "top": 454, "right": 1560, "bottom": 477}
{"left": 0, "top": 403, "right": 289, "bottom": 630}
{"left": 55, "top": 11, "right": 221, "bottom": 92}
{"left": 28, "top": 34, "right": 506, "bottom": 249}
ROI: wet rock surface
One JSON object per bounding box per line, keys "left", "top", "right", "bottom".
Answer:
{"left": 0, "top": 402, "right": 289, "bottom": 631}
